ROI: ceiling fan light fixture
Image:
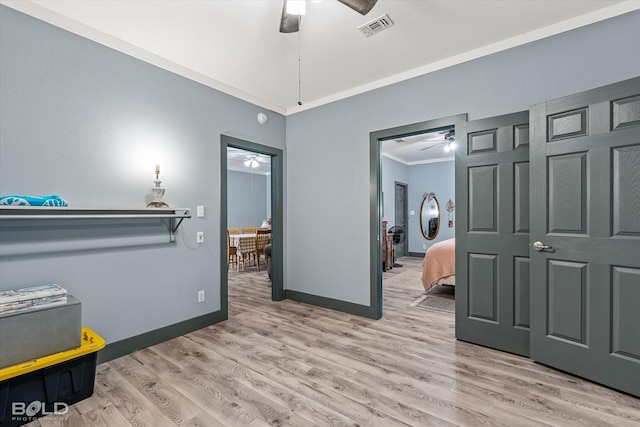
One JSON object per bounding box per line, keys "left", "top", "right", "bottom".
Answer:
{"left": 286, "top": 0, "right": 306, "bottom": 16}
{"left": 443, "top": 132, "right": 456, "bottom": 152}
{"left": 244, "top": 159, "right": 259, "bottom": 168}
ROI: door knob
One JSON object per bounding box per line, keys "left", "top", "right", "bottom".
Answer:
{"left": 533, "top": 241, "right": 552, "bottom": 252}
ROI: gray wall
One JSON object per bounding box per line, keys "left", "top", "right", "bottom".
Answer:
{"left": 0, "top": 6, "right": 285, "bottom": 345}
{"left": 381, "top": 156, "right": 455, "bottom": 256}
{"left": 380, "top": 155, "right": 408, "bottom": 229}
{"left": 408, "top": 161, "right": 455, "bottom": 254}
{"left": 285, "top": 10, "right": 640, "bottom": 306}
{"left": 227, "top": 170, "right": 269, "bottom": 230}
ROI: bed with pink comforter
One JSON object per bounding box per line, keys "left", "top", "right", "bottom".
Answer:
{"left": 421, "top": 238, "right": 455, "bottom": 291}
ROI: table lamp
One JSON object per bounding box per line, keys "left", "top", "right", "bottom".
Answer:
{"left": 147, "top": 164, "right": 169, "bottom": 208}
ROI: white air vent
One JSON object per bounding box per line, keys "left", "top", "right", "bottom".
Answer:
{"left": 358, "top": 14, "right": 394, "bottom": 38}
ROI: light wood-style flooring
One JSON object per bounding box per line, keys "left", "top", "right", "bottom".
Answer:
{"left": 28, "top": 257, "right": 640, "bottom": 426}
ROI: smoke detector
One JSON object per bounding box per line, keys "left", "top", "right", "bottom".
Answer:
{"left": 358, "top": 14, "right": 394, "bottom": 38}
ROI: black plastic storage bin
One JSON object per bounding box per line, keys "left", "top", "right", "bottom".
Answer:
{"left": 0, "top": 328, "right": 104, "bottom": 427}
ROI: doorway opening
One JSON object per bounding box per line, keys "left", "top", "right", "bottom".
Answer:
{"left": 227, "top": 146, "right": 271, "bottom": 271}
{"left": 220, "top": 135, "right": 284, "bottom": 319}
{"left": 370, "top": 114, "right": 467, "bottom": 319}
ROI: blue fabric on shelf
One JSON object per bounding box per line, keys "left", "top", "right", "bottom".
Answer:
{"left": 0, "top": 195, "right": 69, "bottom": 206}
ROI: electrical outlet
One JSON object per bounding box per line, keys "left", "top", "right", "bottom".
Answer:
{"left": 197, "top": 290, "right": 205, "bottom": 302}
{"left": 423, "top": 244, "right": 427, "bottom": 249}
{"left": 196, "top": 205, "right": 205, "bottom": 217}
{"left": 196, "top": 231, "right": 204, "bottom": 243}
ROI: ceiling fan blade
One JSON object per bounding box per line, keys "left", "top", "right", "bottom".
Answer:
{"left": 419, "top": 142, "right": 446, "bottom": 151}
{"left": 280, "top": 0, "right": 300, "bottom": 33}
{"left": 337, "top": 0, "right": 377, "bottom": 15}
{"left": 245, "top": 154, "right": 270, "bottom": 163}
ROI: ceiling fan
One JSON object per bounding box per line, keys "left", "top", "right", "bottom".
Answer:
{"left": 280, "top": 0, "right": 378, "bottom": 33}
{"left": 418, "top": 130, "right": 457, "bottom": 152}
{"left": 228, "top": 149, "right": 270, "bottom": 168}
{"left": 243, "top": 154, "right": 270, "bottom": 168}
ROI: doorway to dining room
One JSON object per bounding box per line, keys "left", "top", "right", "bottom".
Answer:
{"left": 220, "top": 135, "right": 284, "bottom": 319}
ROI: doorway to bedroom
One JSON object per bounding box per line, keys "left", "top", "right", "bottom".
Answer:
{"left": 376, "top": 117, "right": 462, "bottom": 319}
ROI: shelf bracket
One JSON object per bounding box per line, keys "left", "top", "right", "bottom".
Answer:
{"left": 170, "top": 217, "right": 187, "bottom": 242}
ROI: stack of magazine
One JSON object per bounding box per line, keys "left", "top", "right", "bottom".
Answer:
{"left": 0, "top": 284, "right": 67, "bottom": 316}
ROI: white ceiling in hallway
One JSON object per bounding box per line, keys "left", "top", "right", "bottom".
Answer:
{"left": 4, "top": 0, "right": 638, "bottom": 115}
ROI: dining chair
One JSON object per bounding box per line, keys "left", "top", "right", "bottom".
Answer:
{"left": 242, "top": 227, "right": 257, "bottom": 234}
{"left": 253, "top": 228, "right": 271, "bottom": 272}
{"left": 227, "top": 231, "right": 239, "bottom": 272}
{"left": 227, "top": 228, "right": 240, "bottom": 268}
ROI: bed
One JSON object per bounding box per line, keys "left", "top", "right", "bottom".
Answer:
{"left": 421, "top": 238, "right": 455, "bottom": 291}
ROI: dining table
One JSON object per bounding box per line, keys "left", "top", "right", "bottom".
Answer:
{"left": 229, "top": 231, "right": 271, "bottom": 270}
{"left": 229, "top": 233, "right": 258, "bottom": 256}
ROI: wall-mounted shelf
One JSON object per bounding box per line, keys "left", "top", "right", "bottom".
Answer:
{"left": 0, "top": 206, "right": 191, "bottom": 242}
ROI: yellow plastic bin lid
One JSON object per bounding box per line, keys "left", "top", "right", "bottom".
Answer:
{"left": 0, "top": 327, "right": 105, "bottom": 381}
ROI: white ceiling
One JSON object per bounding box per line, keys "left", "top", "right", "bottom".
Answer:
{"left": 3, "top": 0, "right": 639, "bottom": 165}
{"left": 383, "top": 128, "right": 456, "bottom": 165}
{"left": 4, "top": 0, "right": 639, "bottom": 117}
{"left": 227, "top": 147, "right": 272, "bottom": 175}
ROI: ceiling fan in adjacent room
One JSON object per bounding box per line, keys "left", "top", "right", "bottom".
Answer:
{"left": 227, "top": 149, "right": 270, "bottom": 169}
{"left": 243, "top": 154, "right": 269, "bottom": 169}
{"left": 280, "top": 0, "right": 378, "bottom": 33}
{"left": 418, "top": 130, "right": 457, "bottom": 153}
{"left": 244, "top": 155, "right": 269, "bottom": 169}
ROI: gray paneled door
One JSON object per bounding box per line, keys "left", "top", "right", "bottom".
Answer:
{"left": 530, "top": 77, "right": 640, "bottom": 397}
{"left": 455, "top": 111, "right": 531, "bottom": 357}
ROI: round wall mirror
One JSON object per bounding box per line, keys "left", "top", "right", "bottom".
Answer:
{"left": 420, "top": 193, "right": 440, "bottom": 240}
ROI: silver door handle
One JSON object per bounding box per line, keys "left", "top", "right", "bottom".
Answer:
{"left": 533, "top": 241, "right": 552, "bottom": 252}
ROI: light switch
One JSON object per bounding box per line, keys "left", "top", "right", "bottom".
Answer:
{"left": 196, "top": 205, "right": 205, "bottom": 217}
{"left": 196, "top": 231, "right": 204, "bottom": 243}
{"left": 409, "top": 210, "right": 415, "bottom": 215}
